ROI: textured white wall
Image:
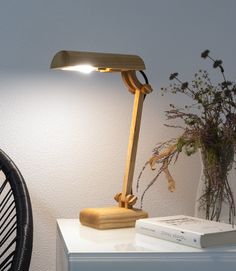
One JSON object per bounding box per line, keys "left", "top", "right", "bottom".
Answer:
{"left": 0, "top": 1, "right": 235, "bottom": 271}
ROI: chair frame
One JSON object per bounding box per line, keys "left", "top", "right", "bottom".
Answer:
{"left": 0, "top": 149, "right": 33, "bottom": 271}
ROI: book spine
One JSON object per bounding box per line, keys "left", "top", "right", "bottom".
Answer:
{"left": 135, "top": 221, "right": 202, "bottom": 248}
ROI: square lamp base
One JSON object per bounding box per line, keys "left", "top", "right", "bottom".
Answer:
{"left": 79, "top": 206, "right": 148, "bottom": 230}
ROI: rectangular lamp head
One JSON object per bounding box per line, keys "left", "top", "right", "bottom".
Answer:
{"left": 50, "top": 50, "right": 145, "bottom": 73}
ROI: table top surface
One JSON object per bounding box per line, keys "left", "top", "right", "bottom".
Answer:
{"left": 57, "top": 219, "right": 236, "bottom": 255}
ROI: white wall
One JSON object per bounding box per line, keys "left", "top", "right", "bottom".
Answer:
{"left": 0, "top": 1, "right": 235, "bottom": 270}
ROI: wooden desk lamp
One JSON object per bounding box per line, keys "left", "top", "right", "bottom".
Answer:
{"left": 50, "top": 51, "right": 152, "bottom": 229}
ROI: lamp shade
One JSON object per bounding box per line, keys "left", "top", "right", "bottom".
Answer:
{"left": 50, "top": 51, "right": 145, "bottom": 72}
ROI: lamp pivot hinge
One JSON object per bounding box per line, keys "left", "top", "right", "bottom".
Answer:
{"left": 114, "top": 192, "right": 137, "bottom": 209}
{"left": 121, "top": 71, "right": 153, "bottom": 94}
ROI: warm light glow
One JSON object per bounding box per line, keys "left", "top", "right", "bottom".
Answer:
{"left": 61, "top": 65, "right": 96, "bottom": 73}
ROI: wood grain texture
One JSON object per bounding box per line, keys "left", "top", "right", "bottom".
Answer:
{"left": 121, "top": 90, "right": 145, "bottom": 204}
{"left": 80, "top": 206, "right": 148, "bottom": 230}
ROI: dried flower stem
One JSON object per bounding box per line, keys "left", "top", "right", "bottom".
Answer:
{"left": 138, "top": 50, "right": 236, "bottom": 224}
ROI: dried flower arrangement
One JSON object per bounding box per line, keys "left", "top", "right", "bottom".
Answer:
{"left": 137, "top": 50, "right": 236, "bottom": 224}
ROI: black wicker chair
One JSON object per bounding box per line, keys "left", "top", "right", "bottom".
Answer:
{"left": 0, "top": 149, "right": 33, "bottom": 271}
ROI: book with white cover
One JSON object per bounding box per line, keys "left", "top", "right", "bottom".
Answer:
{"left": 135, "top": 215, "right": 236, "bottom": 248}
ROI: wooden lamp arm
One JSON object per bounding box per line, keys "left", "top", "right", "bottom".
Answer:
{"left": 114, "top": 71, "right": 152, "bottom": 208}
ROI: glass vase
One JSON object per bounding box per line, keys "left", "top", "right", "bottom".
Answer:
{"left": 194, "top": 150, "right": 236, "bottom": 224}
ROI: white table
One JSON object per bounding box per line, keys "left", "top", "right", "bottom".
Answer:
{"left": 56, "top": 219, "right": 236, "bottom": 271}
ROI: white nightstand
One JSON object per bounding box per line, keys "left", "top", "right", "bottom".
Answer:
{"left": 56, "top": 219, "right": 236, "bottom": 271}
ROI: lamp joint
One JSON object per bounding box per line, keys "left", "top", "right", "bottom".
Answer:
{"left": 121, "top": 71, "right": 153, "bottom": 94}
{"left": 114, "top": 192, "right": 137, "bottom": 209}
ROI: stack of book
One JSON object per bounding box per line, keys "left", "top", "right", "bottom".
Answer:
{"left": 135, "top": 215, "right": 236, "bottom": 248}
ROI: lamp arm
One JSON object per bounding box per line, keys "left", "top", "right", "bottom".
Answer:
{"left": 114, "top": 71, "right": 152, "bottom": 208}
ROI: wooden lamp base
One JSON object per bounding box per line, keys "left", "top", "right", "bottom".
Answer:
{"left": 79, "top": 206, "right": 148, "bottom": 230}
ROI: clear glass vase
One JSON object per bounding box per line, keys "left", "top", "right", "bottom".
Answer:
{"left": 194, "top": 150, "right": 236, "bottom": 224}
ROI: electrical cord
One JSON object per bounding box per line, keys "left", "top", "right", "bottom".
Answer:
{"left": 139, "top": 70, "right": 149, "bottom": 84}
{"left": 139, "top": 70, "right": 150, "bottom": 100}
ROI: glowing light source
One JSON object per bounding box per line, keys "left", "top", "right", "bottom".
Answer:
{"left": 61, "top": 64, "right": 96, "bottom": 74}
